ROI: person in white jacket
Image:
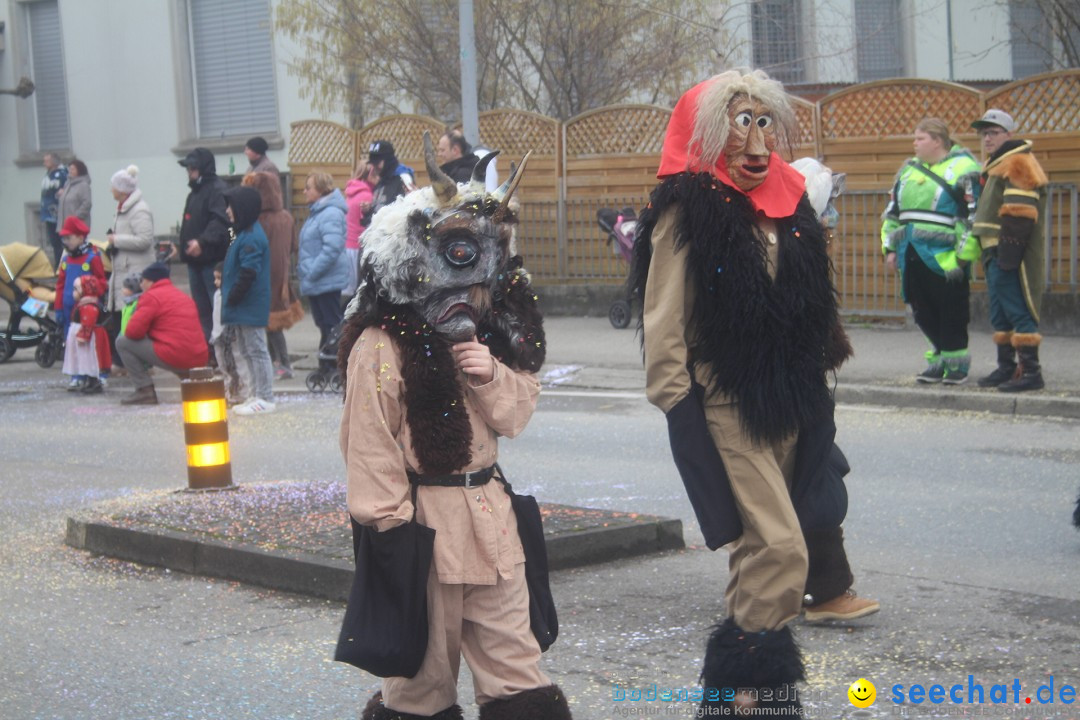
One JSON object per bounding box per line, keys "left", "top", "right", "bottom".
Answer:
{"left": 104, "top": 166, "right": 156, "bottom": 363}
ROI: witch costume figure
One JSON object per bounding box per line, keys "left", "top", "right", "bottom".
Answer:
{"left": 337, "top": 134, "right": 572, "bottom": 720}
{"left": 631, "top": 69, "right": 854, "bottom": 715}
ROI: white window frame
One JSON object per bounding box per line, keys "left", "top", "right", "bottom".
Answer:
{"left": 168, "top": 0, "right": 282, "bottom": 155}
{"left": 751, "top": 0, "right": 807, "bottom": 85}
{"left": 854, "top": 0, "right": 905, "bottom": 82}
{"left": 12, "top": 0, "right": 72, "bottom": 166}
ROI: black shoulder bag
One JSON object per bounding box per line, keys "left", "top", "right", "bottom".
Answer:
{"left": 334, "top": 484, "right": 435, "bottom": 678}
{"left": 496, "top": 464, "right": 559, "bottom": 652}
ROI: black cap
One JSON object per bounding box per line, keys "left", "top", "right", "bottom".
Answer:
{"left": 178, "top": 150, "right": 201, "bottom": 168}
{"left": 368, "top": 140, "right": 396, "bottom": 161}
{"left": 141, "top": 262, "right": 171, "bottom": 283}
{"left": 245, "top": 136, "right": 269, "bottom": 155}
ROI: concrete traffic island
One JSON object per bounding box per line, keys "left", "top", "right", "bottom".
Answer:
{"left": 65, "top": 479, "right": 684, "bottom": 601}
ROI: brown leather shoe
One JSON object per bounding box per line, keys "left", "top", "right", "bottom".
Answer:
{"left": 804, "top": 590, "right": 880, "bottom": 622}
{"left": 121, "top": 385, "right": 158, "bottom": 406}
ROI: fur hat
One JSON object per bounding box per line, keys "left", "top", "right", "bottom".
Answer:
{"left": 110, "top": 165, "right": 140, "bottom": 194}
{"left": 141, "top": 262, "right": 170, "bottom": 283}
{"left": 59, "top": 216, "right": 90, "bottom": 237}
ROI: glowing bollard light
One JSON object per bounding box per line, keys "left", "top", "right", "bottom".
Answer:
{"left": 181, "top": 367, "right": 234, "bottom": 490}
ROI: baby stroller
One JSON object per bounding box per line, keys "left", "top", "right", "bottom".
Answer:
{"left": 595, "top": 207, "right": 639, "bottom": 328}
{"left": 0, "top": 243, "right": 64, "bottom": 367}
{"left": 306, "top": 320, "right": 344, "bottom": 394}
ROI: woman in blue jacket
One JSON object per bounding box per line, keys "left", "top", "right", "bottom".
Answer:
{"left": 298, "top": 172, "right": 350, "bottom": 350}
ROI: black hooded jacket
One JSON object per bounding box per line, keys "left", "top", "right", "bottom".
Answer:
{"left": 179, "top": 148, "right": 230, "bottom": 266}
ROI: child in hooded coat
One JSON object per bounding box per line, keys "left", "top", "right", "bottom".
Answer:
{"left": 62, "top": 275, "right": 112, "bottom": 394}
{"left": 222, "top": 186, "right": 274, "bottom": 415}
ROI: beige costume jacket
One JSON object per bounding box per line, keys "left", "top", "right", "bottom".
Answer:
{"left": 340, "top": 325, "right": 541, "bottom": 585}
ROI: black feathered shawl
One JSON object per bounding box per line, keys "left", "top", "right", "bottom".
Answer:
{"left": 338, "top": 259, "right": 545, "bottom": 476}
{"left": 631, "top": 172, "right": 850, "bottom": 444}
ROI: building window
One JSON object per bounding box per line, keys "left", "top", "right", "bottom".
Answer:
{"left": 1010, "top": 0, "right": 1053, "bottom": 78}
{"left": 26, "top": 0, "right": 70, "bottom": 151}
{"left": 751, "top": 0, "right": 805, "bottom": 84}
{"left": 855, "top": 0, "right": 904, "bottom": 81}
{"left": 187, "top": 0, "right": 278, "bottom": 138}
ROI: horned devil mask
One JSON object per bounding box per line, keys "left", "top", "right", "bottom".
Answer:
{"left": 345, "top": 131, "right": 535, "bottom": 344}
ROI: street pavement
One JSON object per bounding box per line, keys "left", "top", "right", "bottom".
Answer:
{"left": 2, "top": 301, "right": 1080, "bottom": 719}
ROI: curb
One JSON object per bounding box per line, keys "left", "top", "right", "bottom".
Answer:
{"left": 66, "top": 517, "right": 354, "bottom": 600}
{"left": 835, "top": 384, "right": 1080, "bottom": 420}
{"left": 65, "top": 509, "right": 685, "bottom": 602}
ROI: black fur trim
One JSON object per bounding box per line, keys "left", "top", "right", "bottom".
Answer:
{"left": 479, "top": 685, "right": 572, "bottom": 720}
{"left": 803, "top": 526, "right": 854, "bottom": 605}
{"left": 477, "top": 256, "right": 546, "bottom": 373}
{"left": 362, "top": 691, "right": 465, "bottom": 720}
{"left": 700, "top": 618, "right": 805, "bottom": 691}
{"left": 388, "top": 308, "right": 473, "bottom": 476}
{"left": 632, "top": 172, "right": 847, "bottom": 444}
{"left": 338, "top": 253, "right": 546, "bottom": 474}
{"left": 1073, "top": 492, "right": 1080, "bottom": 529}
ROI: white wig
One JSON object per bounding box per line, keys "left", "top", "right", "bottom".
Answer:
{"left": 691, "top": 68, "right": 798, "bottom": 170}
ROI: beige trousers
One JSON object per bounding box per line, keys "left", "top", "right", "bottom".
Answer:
{"left": 705, "top": 400, "right": 808, "bottom": 632}
{"left": 382, "top": 563, "right": 550, "bottom": 715}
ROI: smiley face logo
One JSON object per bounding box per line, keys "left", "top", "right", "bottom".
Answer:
{"left": 848, "top": 678, "right": 876, "bottom": 708}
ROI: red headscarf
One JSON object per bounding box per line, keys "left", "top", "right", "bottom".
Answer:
{"left": 656, "top": 78, "right": 807, "bottom": 219}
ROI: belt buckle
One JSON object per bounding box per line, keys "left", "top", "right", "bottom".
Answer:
{"left": 464, "top": 470, "right": 477, "bottom": 488}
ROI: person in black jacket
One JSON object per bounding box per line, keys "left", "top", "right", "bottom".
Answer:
{"left": 178, "top": 147, "right": 231, "bottom": 342}
{"left": 436, "top": 129, "right": 480, "bottom": 184}
{"left": 362, "top": 140, "right": 408, "bottom": 227}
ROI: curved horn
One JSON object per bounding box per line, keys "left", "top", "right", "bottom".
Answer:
{"left": 423, "top": 131, "right": 457, "bottom": 206}
{"left": 491, "top": 151, "right": 531, "bottom": 222}
{"left": 468, "top": 150, "right": 500, "bottom": 195}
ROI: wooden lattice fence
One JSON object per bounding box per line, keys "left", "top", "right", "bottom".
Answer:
{"left": 288, "top": 70, "right": 1080, "bottom": 313}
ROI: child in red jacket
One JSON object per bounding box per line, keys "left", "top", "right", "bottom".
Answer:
{"left": 62, "top": 275, "right": 112, "bottom": 394}
{"left": 54, "top": 216, "right": 106, "bottom": 343}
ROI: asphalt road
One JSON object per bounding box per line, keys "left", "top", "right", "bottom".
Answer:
{"left": 1, "top": 385, "right": 1078, "bottom": 719}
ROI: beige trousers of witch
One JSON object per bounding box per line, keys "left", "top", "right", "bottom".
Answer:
{"left": 382, "top": 563, "right": 550, "bottom": 715}
{"left": 705, "top": 400, "right": 807, "bottom": 632}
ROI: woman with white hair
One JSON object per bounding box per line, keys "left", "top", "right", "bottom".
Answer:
{"left": 105, "top": 166, "right": 156, "bottom": 360}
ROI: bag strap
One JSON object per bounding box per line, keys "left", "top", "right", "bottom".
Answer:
{"left": 409, "top": 481, "right": 419, "bottom": 524}
{"left": 493, "top": 463, "right": 514, "bottom": 495}
{"left": 906, "top": 160, "right": 968, "bottom": 218}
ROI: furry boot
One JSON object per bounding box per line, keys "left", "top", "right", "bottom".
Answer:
{"left": 699, "top": 618, "right": 805, "bottom": 716}
{"left": 977, "top": 333, "right": 1017, "bottom": 388}
{"left": 361, "top": 691, "right": 464, "bottom": 720}
{"left": 478, "top": 685, "right": 572, "bottom": 720}
{"left": 999, "top": 333, "right": 1044, "bottom": 392}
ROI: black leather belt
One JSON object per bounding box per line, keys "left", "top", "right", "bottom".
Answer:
{"left": 407, "top": 465, "right": 496, "bottom": 488}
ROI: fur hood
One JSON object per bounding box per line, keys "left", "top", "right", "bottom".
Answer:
{"left": 243, "top": 170, "right": 285, "bottom": 213}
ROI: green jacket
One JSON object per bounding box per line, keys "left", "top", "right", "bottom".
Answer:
{"left": 120, "top": 297, "right": 139, "bottom": 336}
{"left": 881, "top": 145, "right": 982, "bottom": 292}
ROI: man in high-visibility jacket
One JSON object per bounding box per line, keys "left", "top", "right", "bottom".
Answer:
{"left": 881, "top": 118, "right": 981, "bottom": 384}
{"left": 969, "top": 109, "right": 1049, "bottom": 392}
